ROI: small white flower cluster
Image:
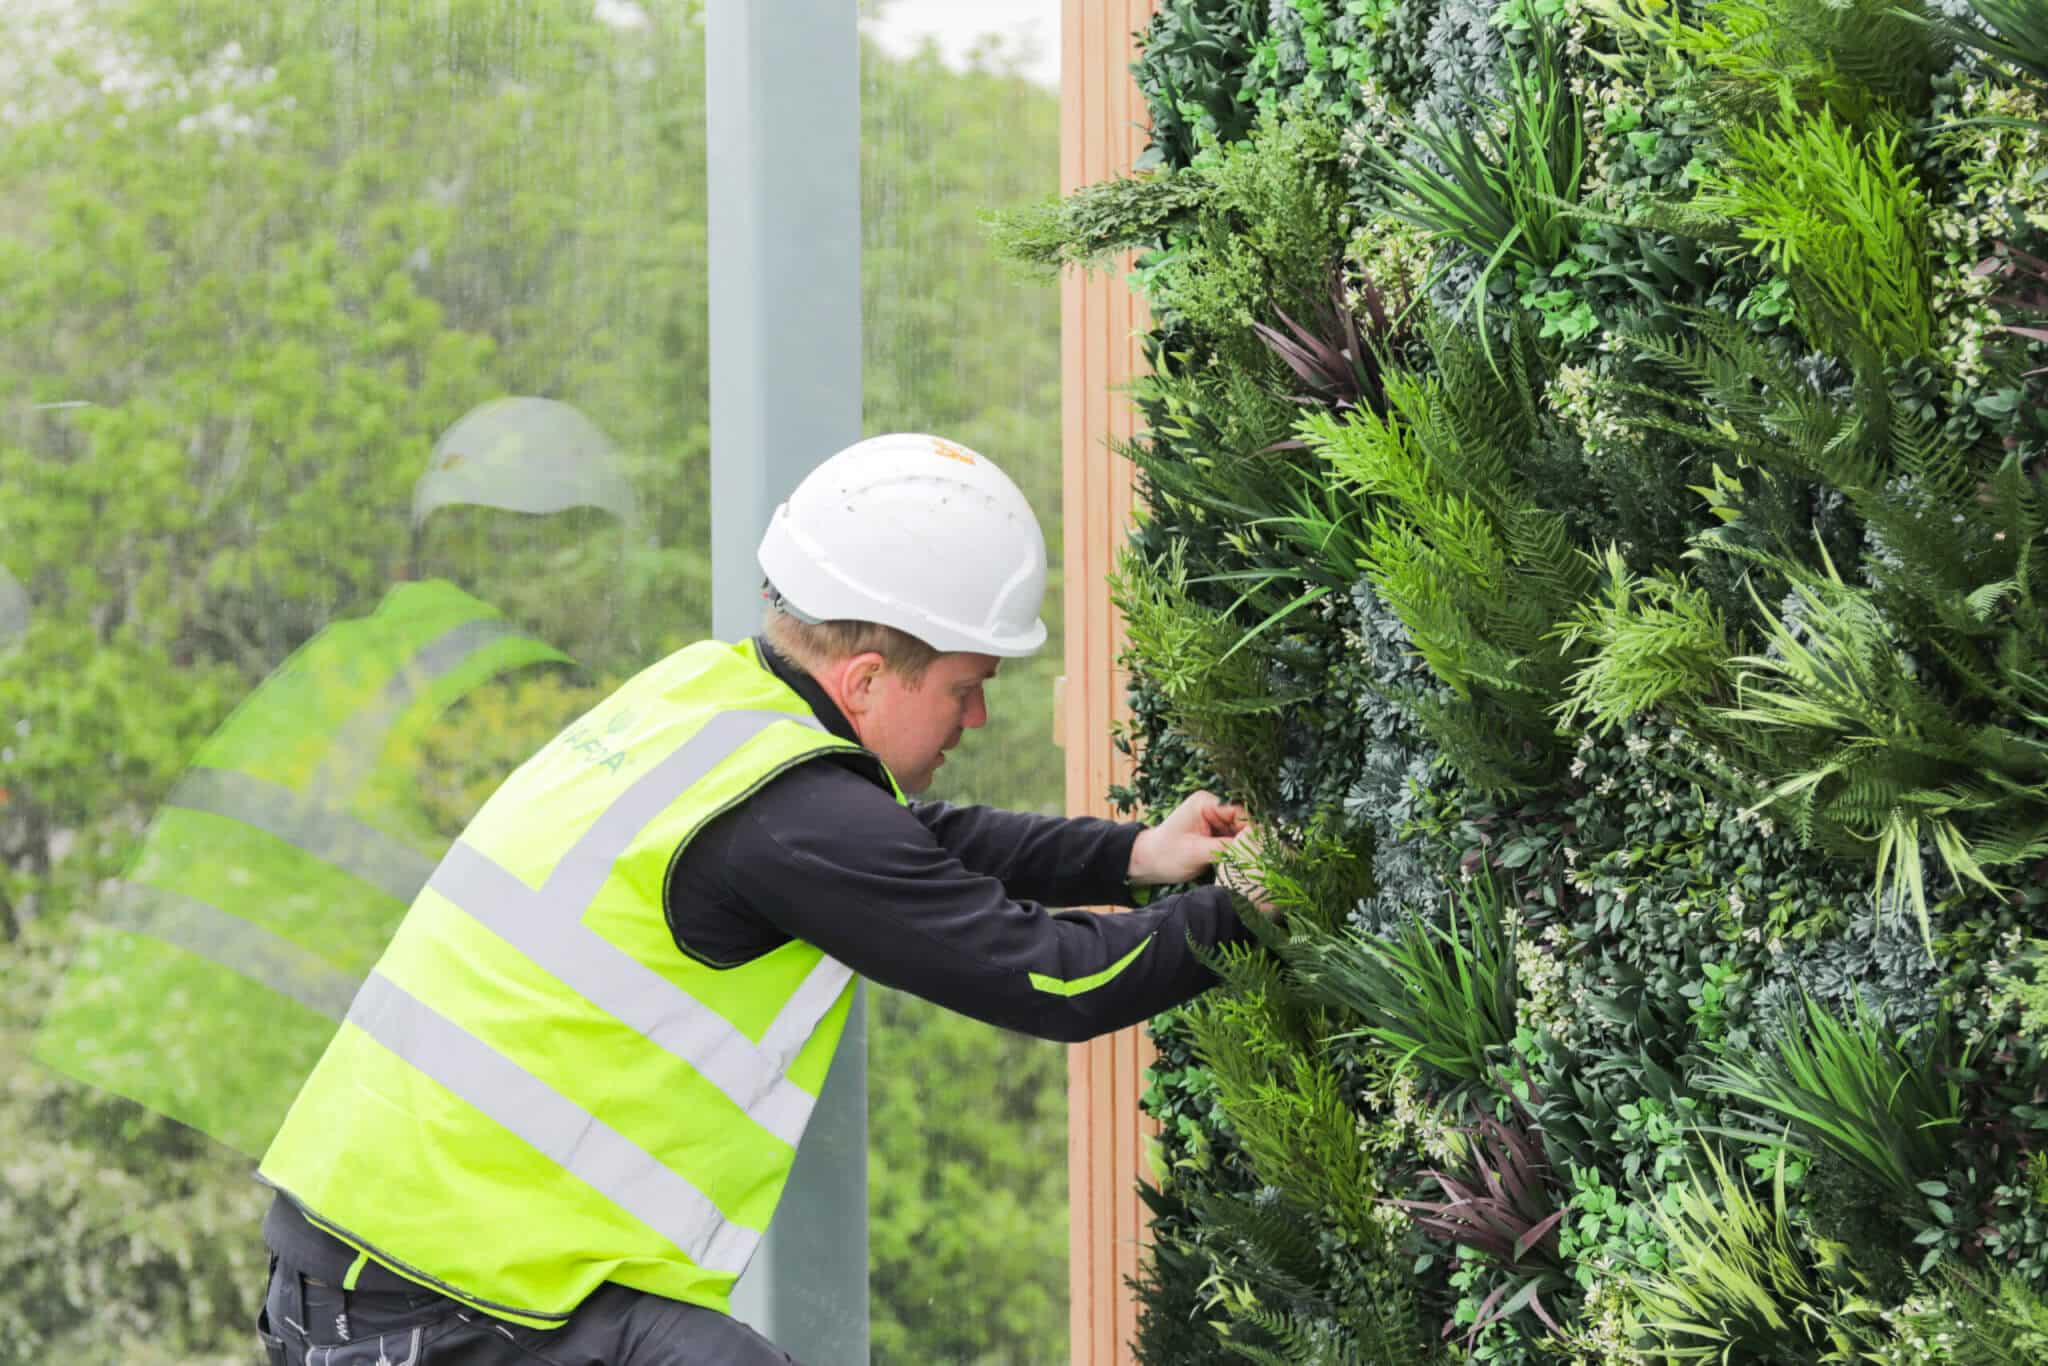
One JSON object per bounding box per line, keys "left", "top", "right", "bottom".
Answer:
{"left": 1346, "top": 216, "right": 1433, "bottom": 312}
{"left": 1929, "top": 84, "right": 2048, "bottom": 389}
{"left": 1560, "top": 1276, "right": 1646, "bottom": 1365}
{"left": 1374, "top": 1064, "right": 1462, "bottom": 1165}
{"left": 1864, "top": 1293, "right": 1959, "bottom": 1364}
{"left": 1515, "top": 920, "right": 1582, "bottom": 1045}
{"left": 1548, "top": 362, "right": 1636, "bottom": 457}
{"left": 1335, "top": 77, "right": 1400, "bottom": 177}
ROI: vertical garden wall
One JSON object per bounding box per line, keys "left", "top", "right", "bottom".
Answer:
{"left": 1005, "top": 0, "right": 2048, "bottom": 1359}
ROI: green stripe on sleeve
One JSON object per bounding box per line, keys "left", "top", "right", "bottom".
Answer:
{"left": 1028, "top": 934, "right": 1155, "bottom": 998}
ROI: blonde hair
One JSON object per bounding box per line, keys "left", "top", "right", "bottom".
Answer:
{"left": 762, "top": 608, "right": 941, "bottom": 686}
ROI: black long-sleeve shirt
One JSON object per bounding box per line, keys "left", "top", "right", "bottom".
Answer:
{"left": 661, "top": 638, "right": 1251, "bottom": 1042}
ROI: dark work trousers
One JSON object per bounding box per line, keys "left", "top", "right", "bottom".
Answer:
{"left": 257, "top": 1256, "right": 802, "bottom": 1365}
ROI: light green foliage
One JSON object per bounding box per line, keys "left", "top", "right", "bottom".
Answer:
{"left": 984, "top": 173, "right": 1213, "bottom": 276}
{"left": 0, "top": 925, "right": 269, "bottom": 1362}
{"left": 1110, "top": 543, "right": 1295, "bottom": 812}
{"left": 1552, "top": 545, "right": 1733, "bottom": 733}
{"left": 1591, "top": 0, "right": 1948, "bottom": 130}
{"left": 1143, "top": 111, "right": 1356, "bottom": 375}
{"left": 1306, "top": 323, "right": 1593, "bottom": 790}
{"left": 1696, "top": 103, "right": 1935, "bottom": 361}
{"left": 867, "top": 989, "right": 1067, "bottom": 1365}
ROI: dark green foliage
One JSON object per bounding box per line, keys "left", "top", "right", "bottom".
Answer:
{"left": 1130, "top": 0, "right": 1271, "bottom": 170}
{"left": 1078, "top": 0, "right": 2048, "bottom": 1357}
{"left": 1703, "top": 997, "right": 1972, "bottom": 1244}
{"left": 1376, "top": 22, "right": 1584, "bottom": 340}
{"left": 1290, "top": 879, "right": 1518, "bottom": 1090}
{"left": 1129, "top": 1181, "right": 1237, "bottom": 1365}
{"left": 1948, "top": 0, "right": 2048, "bottom": 98}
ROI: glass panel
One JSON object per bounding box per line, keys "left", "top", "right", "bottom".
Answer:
{"left": 860, "top": 2, "right": 1068, "bottom": 1361}
{"left": 2, "top": 0, "right": 707, "bottom": 1354}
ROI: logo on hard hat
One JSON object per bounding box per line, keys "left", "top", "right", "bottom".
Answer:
{"left": 932, "top": 439, "right": 975, "bottom": 466}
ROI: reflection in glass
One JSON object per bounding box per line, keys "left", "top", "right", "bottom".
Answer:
{"left": 33, "top": 397, "right": 630, "bottom": 1161}
{"left": 1, "top": 2, "right": 705, "bottom": 1355}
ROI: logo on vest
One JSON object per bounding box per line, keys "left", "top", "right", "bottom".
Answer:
{"left": 556, "top": 720, "right": 629, "bottom": 775}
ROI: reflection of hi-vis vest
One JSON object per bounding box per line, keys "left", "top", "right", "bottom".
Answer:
{"left": 33, "top": 580, "right": 567, "bottom": 1158}
{"left": 259, "top": 639, "right": 901, "bottom": 1328}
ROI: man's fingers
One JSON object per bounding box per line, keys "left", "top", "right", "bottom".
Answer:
{"left": 1198, "top": 801, "right": 1248, "bottom": 837}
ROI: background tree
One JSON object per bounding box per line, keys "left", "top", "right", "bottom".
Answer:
{"left": 0, "top": 0, "right": 1070, "bottom": 1359}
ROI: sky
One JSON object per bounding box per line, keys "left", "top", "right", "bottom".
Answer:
{"left": 863, "top": 0, "right": 1062, "bottom": 89}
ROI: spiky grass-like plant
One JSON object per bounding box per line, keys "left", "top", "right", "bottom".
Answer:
{"left": 1622, "top": 1149, "right": 1836, "bottom": 1362}
{"left": 1287, "top": 878, "right": 1517, "bottom": 1089}
{"left": 1701, "top": 996, "right": 1970, "bottom": 1219}
{"left": 1391, "top": 1105, "right": 1574, "bottom": 1343}
{"left": 1377, "top": 22, "right": 1583, "bottom": 344}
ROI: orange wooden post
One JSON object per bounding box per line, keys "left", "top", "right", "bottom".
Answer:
{"left": 1059, "top": 2, "right": 1158, "bottom": 1362}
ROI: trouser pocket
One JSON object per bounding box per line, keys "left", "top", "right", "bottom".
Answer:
{"left": 256, "top": 1258, "right": 290, "bottom": 1366}
{"left": 255, "top": 1319, "right": 289, "bottom": 1366}
{"left": 298, "top": 1326, "right": 430, "bottom": 1365}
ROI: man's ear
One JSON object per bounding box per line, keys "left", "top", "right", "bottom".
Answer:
{"left": 834, "top": 652, "right": 887, "bottom": 717}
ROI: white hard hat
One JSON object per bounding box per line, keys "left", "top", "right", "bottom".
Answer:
{"left": 756, "top": 433, "right": 1049, "bottom": 657}
{"left": 411, "top": 397, "right": 637, "bottom": 529}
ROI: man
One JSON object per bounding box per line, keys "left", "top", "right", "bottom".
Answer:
{"left": 34, "top": 397, "right": 633, "bottom": 1156}
{"left": 253, "top": 433, "right": 1267, "bottom": 1365}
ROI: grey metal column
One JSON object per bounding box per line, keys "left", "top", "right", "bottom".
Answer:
{"left": 706, "top": 3, "right": 866, "bottom": 1362}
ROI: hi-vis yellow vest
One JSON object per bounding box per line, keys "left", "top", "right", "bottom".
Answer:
{"left": 259, "top": 639, "right": 899, "bottom": 1328}
{"left": 34, "top": 580, "right": 566, "bottom": 1157}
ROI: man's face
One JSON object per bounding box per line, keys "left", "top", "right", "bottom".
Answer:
{"left": 858, "top": 651, "right": 998, "bottom": 795}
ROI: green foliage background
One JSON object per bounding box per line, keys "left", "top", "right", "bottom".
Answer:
{"left": 1009, "top": 0, "right": 2048, "bottom": 1359}
{"left": 0, "top": 1, "right": 1068, "bottom": 1361}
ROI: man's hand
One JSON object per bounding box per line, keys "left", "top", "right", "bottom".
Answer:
{"left": 1128, "top": 789, "right": 1250, "bottom": 887}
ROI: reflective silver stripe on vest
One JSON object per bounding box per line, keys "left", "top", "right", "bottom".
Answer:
{"left": 167, "top": 768, "right": 437, "bottom": 904}
{"left": 314, "top": 616, "right": 522, "bottom": 798}
{"left": 545, "top": 709, "right": 824, "bottom": 907}
{"left": 760, "top": 954, "right": 857, "bottom": 1068}
{"left": 101, "top": 881, "right": 360, "bottom": 1020}
{"left": 349, "top": 972, "right": 761, "bottom": 1277}
{"left": 423, "top": 708, "right": 848, "bottom": 1149}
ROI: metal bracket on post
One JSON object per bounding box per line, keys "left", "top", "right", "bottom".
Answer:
{"left": 706, "top": 2, "right": 864, "bottom": 1361}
